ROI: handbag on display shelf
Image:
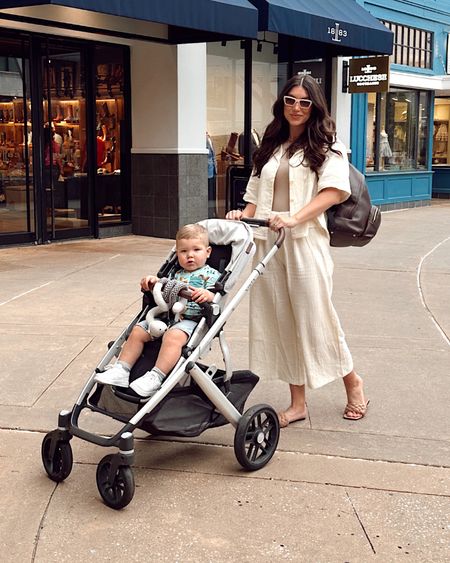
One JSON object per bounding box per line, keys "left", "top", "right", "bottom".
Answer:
{"left": 221, "top": 132, "right": 241, "bottom": 161}
{"left": 326, "top": 163, "right": 381, "bottom": 247}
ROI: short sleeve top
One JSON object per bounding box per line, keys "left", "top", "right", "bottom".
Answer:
{"left": 172, "top": 264, "right": 220, "bottom": 319}
{"left": 243, "top": 139, "right": 351, "bottom": 239}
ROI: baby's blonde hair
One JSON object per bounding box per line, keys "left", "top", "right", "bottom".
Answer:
{"left": 176, "top": 223, "right": 209, "bottom": 245}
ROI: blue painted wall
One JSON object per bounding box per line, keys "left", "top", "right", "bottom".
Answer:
{"left": 362, "top": 1, "right": 450, "bottom": 75}
{"left": 351, "top": 1, "right": 450, "bottom": 204}
{"left": 432, "top": 166, "right": 450, "bottom": 195}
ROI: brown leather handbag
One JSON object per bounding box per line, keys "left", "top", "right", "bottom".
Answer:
{"left": 221, "top": 132, "right": 240, "bottom": 161}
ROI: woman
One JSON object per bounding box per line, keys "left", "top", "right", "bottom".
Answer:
{"left": 226, "top": 74, "right": 368, "bottom": 425}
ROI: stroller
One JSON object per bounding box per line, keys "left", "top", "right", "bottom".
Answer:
{"left": 41, "top": 218, "right": 285, "bottom": 509}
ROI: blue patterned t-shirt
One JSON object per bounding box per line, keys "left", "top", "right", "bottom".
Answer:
{"left": 173, "top": 264, "right": 220, "bottom": 319}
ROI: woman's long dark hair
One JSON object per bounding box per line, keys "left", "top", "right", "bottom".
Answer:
{"left": 253, "top": 74, "right": 339, "bottom": 176}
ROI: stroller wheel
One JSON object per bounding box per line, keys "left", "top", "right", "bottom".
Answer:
{"left": 234, "top": 404, "right": 280, "bottom": 471}
{"left": 41, "top": 433, "right": 73, "bottom": 482}
{"left": 96, "top": 454, "right": 135, "bottom": 510}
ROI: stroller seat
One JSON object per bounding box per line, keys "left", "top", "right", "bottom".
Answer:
{"left": 92, "top": 221, "right": 255, "bottom": 432}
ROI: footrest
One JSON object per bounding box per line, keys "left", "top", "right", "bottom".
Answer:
{"left": 112, "top": 386, "right": 145, "bottom": 404}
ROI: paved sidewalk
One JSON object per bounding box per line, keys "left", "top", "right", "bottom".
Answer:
{"left": 1, "top": 203, "right": 449, "bottom": 562}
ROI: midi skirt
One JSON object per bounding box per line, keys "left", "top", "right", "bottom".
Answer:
{"left": 249, "top": 225, "right": 353, "bottom": 389}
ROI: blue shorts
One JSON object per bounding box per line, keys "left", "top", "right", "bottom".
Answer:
{"left": 138, "top": 318, "right": 198, "bottom": 338}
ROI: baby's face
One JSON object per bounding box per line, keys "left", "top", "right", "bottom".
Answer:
{"left": 176, "top": 237, "right": 211, "bottom": 272}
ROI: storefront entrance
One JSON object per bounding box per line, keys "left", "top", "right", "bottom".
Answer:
{"left": 0, "top": 30, "right": 130, "bottom": 246}
{"left": 0, "top": 36, "right": 34, "bottom": 243}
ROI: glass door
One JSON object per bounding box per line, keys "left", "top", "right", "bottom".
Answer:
{"left": 0, "top": 37, "right": 34, "bottom": 243}
{"left": 41, "top": 41, "right": 91, "bottom": 239}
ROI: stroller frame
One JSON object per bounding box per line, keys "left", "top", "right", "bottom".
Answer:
{"left": 41, "top": 219, "right": 285, "bottom": 509}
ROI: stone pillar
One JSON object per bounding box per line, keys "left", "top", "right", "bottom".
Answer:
{"left": 130, "top": 42, "right": 208, "bottom": 239}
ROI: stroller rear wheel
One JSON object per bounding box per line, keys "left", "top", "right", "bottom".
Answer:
{"left": 234, "top": 404, "right": 280, "bottom": 471}
{"left": 96, "top": 454, "right": 135, "bottom": 509}
{"left": 41, "top": 433, "right": 73, "bottom": 482}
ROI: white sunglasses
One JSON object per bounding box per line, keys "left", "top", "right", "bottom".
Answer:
{"left": 283, "top": 95, "right": 313, "bottom": 109}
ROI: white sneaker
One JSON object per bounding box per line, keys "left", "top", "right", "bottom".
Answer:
{"left": 94, "top": 363, "right": 130, "bottom": 387}
{"left": 129, "top": 370, "right": 164, "bottom": 397}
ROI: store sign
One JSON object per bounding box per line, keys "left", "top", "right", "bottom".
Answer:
{"left": 293, "top": 60, "right": 326, "bottom": 94}
{"left": 327, "top": 22, "right": 348, "bottom": 43}
{"left": 348, "top": 56, "right": 390, "bottom": 93}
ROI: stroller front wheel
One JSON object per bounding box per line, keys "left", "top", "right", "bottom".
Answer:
{"left": 96, "top": 454, "right": 135, "bottom": 509}
{"left": 234, "top": 404, "right": 280, "bottom": 471}
{"left": 41, "top": 433, "right": 73, "bottom": 482}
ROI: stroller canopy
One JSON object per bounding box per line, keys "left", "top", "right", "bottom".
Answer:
{"left": 199, "top": 219, "right": 255, "bottom": 291}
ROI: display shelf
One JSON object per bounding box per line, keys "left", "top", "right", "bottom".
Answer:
{"left": 42, "top": 96, "right": 86, "bottom": 178}
{"left": 0, "top": 99, "right": 32, "bottom": 172}
{"left": 95, "top": 97, "right": 122, "bottom": 173}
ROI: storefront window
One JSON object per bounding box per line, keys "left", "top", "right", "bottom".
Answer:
{"left": 432, "top": 98, "right": 450, "bottom": 165}
{"left": 207, "top": 40, "right": 279, "bottom": 217}
{"left": 0, "top": 38, "right": 34, "bottom": 236}
{"left": 95, "top": 45, "right": 125, "bottom": 224}
{"left": 251, "top": 40, "right": 278, "bottom": 155}
{"left": 207, "top": 41, "right": 244, "bottom": 218}
{"left": 366, "top": 88, "right": 430, "bottom": 172}
{"left": 0, "top": 32, "right": 129, "bottom": 244}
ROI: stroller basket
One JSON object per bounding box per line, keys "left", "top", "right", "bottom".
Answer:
{"left": 91, "top": 368, "right": 259, "bottom": 438}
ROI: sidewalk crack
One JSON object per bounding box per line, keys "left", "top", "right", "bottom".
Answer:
{"left": 346, "top": 490, "right": 376, "bottom": 554}
{"left": 31, "top": 482, "right": 58, "bottom": 562}
{"left": 416, "top": 235, "right": 450, "bottom": 347}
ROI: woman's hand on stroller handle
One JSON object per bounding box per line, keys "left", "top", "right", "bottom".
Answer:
{"left": 226, "top": 210, "right": 277, "bottom": 230}
{"left": 226, "top": 213, "right": 286, "bottom": 247}
{"left": 225, "top": 209, "right": 244, "bottom": 221}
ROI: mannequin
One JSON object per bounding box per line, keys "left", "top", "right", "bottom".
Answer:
{"left": 379, "top": 128, "right": 392, "bottom": 170}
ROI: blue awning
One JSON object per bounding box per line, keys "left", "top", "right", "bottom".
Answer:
{"left": 0, "top": 0, "right": 259, "bottom": 41}
{"left": 250, "top": 0, "right": 393, "bottom": 56}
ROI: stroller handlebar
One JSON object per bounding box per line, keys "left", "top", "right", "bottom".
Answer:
{"left": 240, "top": 218, "right": 285, "bottom": 247}
{"left": 143, "top": 283, "right": 213, "bottom": 321}
{"left": 176, "top": 287, "right": 193, "bottom": 300}
{"left": 142, "top": 286, "right": 193, "bottom": 301}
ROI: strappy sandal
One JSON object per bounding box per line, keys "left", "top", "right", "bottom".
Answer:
{"left": 343, "top": 400, "right": 370, "bottom": 420}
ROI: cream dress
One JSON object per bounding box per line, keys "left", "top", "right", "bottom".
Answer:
{"left": 245, "top": 142, "right": 353, "bottom": 389}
